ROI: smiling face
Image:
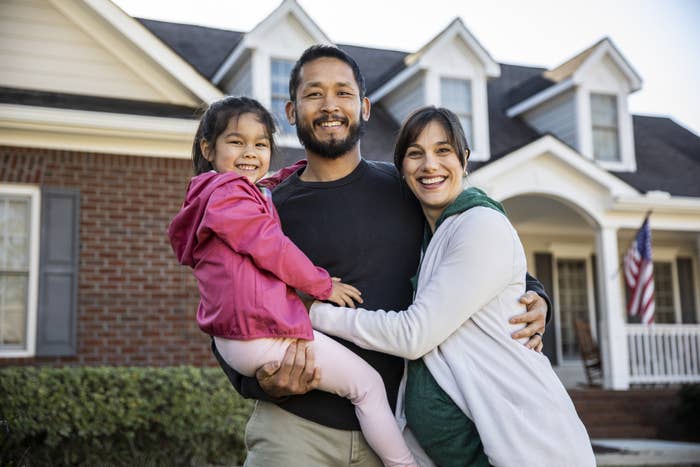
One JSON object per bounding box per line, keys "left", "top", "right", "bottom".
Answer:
{"left": 286, "top": 57, "right": 370, "bottom": 159}
{"left": 402, "top": 120, "right": 466, "bottom": 230}
{"left": 201, "top": 112, "right": 272, "bottom": 184}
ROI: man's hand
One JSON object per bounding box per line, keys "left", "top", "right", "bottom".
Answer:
{"left": 255, "top": 340, "right": 321, "bottom": 398}
{"left": 509, "top": 291, "right": 547, "bottom": 352}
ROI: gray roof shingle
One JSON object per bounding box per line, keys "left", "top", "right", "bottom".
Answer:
{"left": 137, "top": 18, "right": 243, "bottom": 79}
{"left": 611, "top": 116, "right": 700, "bottom": 197}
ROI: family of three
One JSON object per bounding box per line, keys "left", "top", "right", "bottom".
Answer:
{"left": 168, "top": 45, "right": 595, "bottom": 466}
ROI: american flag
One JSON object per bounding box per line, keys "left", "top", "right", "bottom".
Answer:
{"left": 623, "top": 215, "right": 655, "bottom": 324}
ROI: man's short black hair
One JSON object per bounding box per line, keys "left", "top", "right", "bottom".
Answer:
{"left": 288, "top": 45, "right": 366, "bottom": 102}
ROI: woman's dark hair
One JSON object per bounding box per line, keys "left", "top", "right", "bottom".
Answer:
{"left": 288, "top": 45, "right": 366, "bottom": 102}
{"left": 192, "top": 96, "right": 278, "bottom": 175}
{"left": 393, "top": 106, "right": 470, "bottom": 175}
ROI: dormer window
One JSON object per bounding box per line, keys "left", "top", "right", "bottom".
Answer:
{"left": 271, "top": 59, "right": 294, "bottom": 136}
{"left": 590, "top": 93, "right": 620, "bottom": 162}
{"left": 440, "top": 78, "right": 473, "bottom": 147}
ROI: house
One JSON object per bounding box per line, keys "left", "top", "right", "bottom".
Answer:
{"left": 1, "top": 0, "right": 699, "bottom": 393}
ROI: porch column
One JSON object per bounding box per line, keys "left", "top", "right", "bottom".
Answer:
{"left": 595, "top": 226, "right": 630, "bottom": 389}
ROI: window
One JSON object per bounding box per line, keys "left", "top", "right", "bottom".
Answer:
{"left": 653, "top": 261, "right": 676, "bottom": 323}
{"left": 0, "top": 186, "right": 38, "bottom": 354}
{"left": 440, "top": 78, "right": 473, "bottom": 147}
{"left": 590, "top": 93, "right": 620, "bottom": 162}
{"left": 557, "top": 259, "right": 590, "bottom": 360}
{"left": 271, "top": 59, "right": 294, "bottom": 136}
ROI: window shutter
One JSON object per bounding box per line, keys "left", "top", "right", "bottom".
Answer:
{"left": 534, "top": 252, "right": 557, "bottom": 365}
{"left": 677, "top": 257, "right": 697, "bottom": 324}
{"left": 36, "top": 188, "right": 80, "bottom": 356}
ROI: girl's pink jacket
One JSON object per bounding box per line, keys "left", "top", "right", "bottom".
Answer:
{"left": 167, "top": 169, "right": 331, "bottom": 340}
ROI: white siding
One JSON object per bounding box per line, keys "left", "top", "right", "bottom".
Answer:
{"left": 383, "top": 73, "right": 425, "bottom": 125}
{"left": 523, "top": 90, "right": 578, "bottom": 148}
{"left": 0, "top": 0, "right": 192, "bottom": 103}
{"left": 222, "top": 54, "right": 253, "bottom": 97}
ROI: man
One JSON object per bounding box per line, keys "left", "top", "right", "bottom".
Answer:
{"left": 214, "top": 45, "right": 549, "bottom": 466}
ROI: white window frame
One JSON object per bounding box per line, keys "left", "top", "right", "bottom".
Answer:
{"left": 650, "top": 247, "right": 684, "bottom": 324}
{"left": 270, "top": 58, "right": 296, "bottom": 140}
{"left": 439, "top": 77, "right": 474, "bottom": 149}
{"left": 0, "top": 184, "right": 40, "bottom": 358}
{"left": 590, "top": 92, "right": 620, "bottom": 163}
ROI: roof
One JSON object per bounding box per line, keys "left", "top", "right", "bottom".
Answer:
{"left": 612, "top": 116, "right": 700, "bottom": 197}
{"left": 136, "top": 19, "right": 700, "bottom": 197}
{"left": 337, "top": 44, "right": 408, "bottom": 95}
{"left": 543, "top": 39, "right": 603, "bottom": 83}
{"left": 0, "top": 86, "right": 199, "bottom": 118}
{"left": 137, "top": 18, "right": 243, "bottom": 79}
{"left": 485, "top": 64, "right": 543, "bottom": 162}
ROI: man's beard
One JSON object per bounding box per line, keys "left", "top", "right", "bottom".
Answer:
{"left": 295, "top": 113, "right": 365, "bottom": 160}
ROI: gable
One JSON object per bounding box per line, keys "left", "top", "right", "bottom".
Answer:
{"left": 469, "top": 135, "right": 638, "bottom": 221}
{"left": 580, "top": 53, "right": 631, "bottom": 94}
{"left": 212, "top": 0, "right": 331, "bottom": 84}
{"left": 420, "top": 35, "right": 485, "bottom": 78}
{"left": 254, "top": 12, "right": 319, "bottom": 59}
{"left": 1, "top": 0, "right": 206, "bottom": 106}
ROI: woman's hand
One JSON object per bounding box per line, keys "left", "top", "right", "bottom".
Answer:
{"left": 509, "top": 291, "right": 546, "bottom": 352}
{"left": 327, "top": 277, "right": 363, "bottom": 308}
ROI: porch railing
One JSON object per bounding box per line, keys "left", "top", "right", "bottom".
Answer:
{"left": 626, "top": 324, "right": 700, "bottom": 384}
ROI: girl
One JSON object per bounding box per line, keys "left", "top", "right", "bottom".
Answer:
{"left": 308, "top": 107, "right": 596, "bottom": 467}
{"left": 168, "top": 96, "right": 416, "bottom": 467}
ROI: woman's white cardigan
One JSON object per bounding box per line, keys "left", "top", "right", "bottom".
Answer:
{"left": 310, "top": 206, "right": 595, "bottom": 467}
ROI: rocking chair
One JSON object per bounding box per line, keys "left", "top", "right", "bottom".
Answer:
{"left": 574, "top": 319, "right": 603, "bottom": 387}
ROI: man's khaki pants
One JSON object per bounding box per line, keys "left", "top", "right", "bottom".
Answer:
{"left": 243, "top": 400, "right": 384, "bottom": 467}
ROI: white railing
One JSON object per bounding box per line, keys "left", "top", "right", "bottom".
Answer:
{"left": 626, "top": 324, "right": 700, "bottom": 384}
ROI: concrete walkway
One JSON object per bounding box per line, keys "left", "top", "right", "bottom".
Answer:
{"left": 594, "top": 439, "right": 700, "bottom": 466}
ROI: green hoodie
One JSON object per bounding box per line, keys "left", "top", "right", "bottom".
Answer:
{"left": 404, "top": 187, "right": 503, "bottom": 467}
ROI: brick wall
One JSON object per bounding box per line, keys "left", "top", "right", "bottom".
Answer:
{"left": 0, "top": 145, "right": 212, "bottom": 367}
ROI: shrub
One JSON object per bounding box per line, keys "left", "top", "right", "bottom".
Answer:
{"left": 0, "top": 366, "right": 254, "bottom": 466}
{"left": 676, "top": 383, "right": 700, "bottom": 440}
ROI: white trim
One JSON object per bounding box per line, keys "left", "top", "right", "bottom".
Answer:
{"left": 212, "top": 43, "right": 251, "bottom": 85}
{"left": 278, "top": 134, "right": 302, "bottom": 149}
{"left": 506, "top": 78, "right": 575, "bottom": 118}
{"left": 613, "top": 194, "right": 700, "bottom": 215}
{"left": 406, "top": 18, "right": 500, "bottom": 77}
{"left": 368, "top": 63, "right": 423, "bottom": 103}
{"left": 371, "top": 18, "right": 500, "bottom": 106}
{"left": 506, "top": 38, "right": 642, "bottom": 119}
{"left": 212, "top": 0, "right": 333, "bottom": 85}
{"left": 575, "top": 39, "right": 642, "bottom": 93}
{"left": 0, "top": 184, "right": 40, "bottom": 358}
{"left": 0, "top": 104, "right": 197, "bottom": 158}
{"left": 72, "top": 0, "right": 223, "bottom": 102}
{"left": 469, "top": 134, "right": 638, "bottom": 198}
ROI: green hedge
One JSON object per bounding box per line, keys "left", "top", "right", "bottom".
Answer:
{"left": 677, "top": 383, "right": 700, "bottom": 440}
{"left": 0, "top": 366, "right": 254, "bottom": 466}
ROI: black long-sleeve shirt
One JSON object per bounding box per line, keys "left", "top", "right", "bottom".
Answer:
{"left": 213, "top": 159, "right": 550, "bottom": 430}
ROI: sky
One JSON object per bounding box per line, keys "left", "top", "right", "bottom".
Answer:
{"left": 112, "top": 0, "right": 700, "bottom": 135}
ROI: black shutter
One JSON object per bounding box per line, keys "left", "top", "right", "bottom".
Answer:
{"left": 677, "top": 257, "right": 697, "bottom": 324}
{"left": 36, "top": 188, "right": 80, "bottom": 356}
{"left": 534, "top": 252, "right": 557, "bottom": 365}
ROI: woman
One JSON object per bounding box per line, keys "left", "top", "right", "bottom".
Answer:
{"left": 309, "top": 107, "right": 595, "bottom": 467}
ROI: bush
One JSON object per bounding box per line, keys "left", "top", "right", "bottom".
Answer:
{"left": 0, "top": 366, "right": 254, "bottom": 466}
{"left": 676, "top": 383, "right": 700, "bottom": 440}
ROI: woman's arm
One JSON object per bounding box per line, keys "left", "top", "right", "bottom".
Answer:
{"left": 310, "top": 207, "right": 516, "bottom": 359}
